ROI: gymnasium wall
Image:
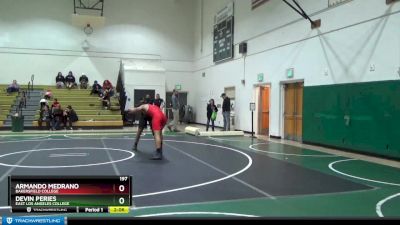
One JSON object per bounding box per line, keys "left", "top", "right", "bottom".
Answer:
{"left": 192, "top": 0, "right": 400, "bottom": 137}
{"left": 303, "top": 80, "right": 400, "bottom": 159}
{"left": 0, "top": 0, "right": 195, "bottom": 88}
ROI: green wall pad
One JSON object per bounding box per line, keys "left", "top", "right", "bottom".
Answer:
{"left": 303, "top": 80, "right": 400, "bottom": 159}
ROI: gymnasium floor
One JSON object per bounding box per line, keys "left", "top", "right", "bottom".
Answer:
{"left": 0, "top": 131, "right": 399, "bottom": 218}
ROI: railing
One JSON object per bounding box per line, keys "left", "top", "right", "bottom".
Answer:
{"left": 13, "top": 74, "right": 34, "bottom": 117}
{"left": 31, "top": 74, "right": 34, "bottom": 91}
{"left": 26, "top": 74, "right": 34, "bottom": 99}
{"left": 14, "top": 91, "right": 26, "bottom": 116}
{"left": 27, "top": 81, "right": 31, "bottom": 99}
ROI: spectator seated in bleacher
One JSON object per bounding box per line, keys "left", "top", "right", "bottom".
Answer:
{"left": 44, "top": 90, "right": 52, "bottom": 100}
{"left": 51, "top": 98, "right": 63, "bottom": 130}
{"left": 100, "top": 89, "right": 111, "bottom": 110}
{"left": 6, "top": 80, "right": 20, "bottom": 95}
{"left": 56, "top": 72, "right": 65, "bottom": 89}
{"left": 39, "top": 98, "right": 48, "bottom": 109}
{"left": 38, "top": 105, "right": 51, "bottom": 130}
{"left": 65, "top": 71, "right": 77, "bottom": 89}
{"left": 79, "top": 73, "right": 89, "bottom": 89}
{"left": 90, "top": 80, "right": 103, "bottom": 96}
{"left": 63, "top": 105, "right": 78, "bottom": 130}
{"left": 102, "top": 80, "right": 114, "bottom": 97}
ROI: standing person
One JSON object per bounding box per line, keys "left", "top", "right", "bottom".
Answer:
{"left": 65, "top": 71, "right": 76, "bottom": 89}
{"left": 221, "top": 93, "right": 231, "bottom": 131}
{"left": 55, "top": 72, "right": 65, "bottom": 89}
{"left": 167, "top": 89, "right": 179, "bottom": 132}
{"left": 127, "top": 103, "right": 167, "bottom": 160}
{"left": 144, "top": 94, "right": 154, "bottom": 105}
{"left": 206, "top": 99, "right": 218, "bottom": 132}
{"left": 79, "top": 73, "right": 89, "bottom": 89}
{"left": 153, "top": 94, "right": 165, "bottom": 112}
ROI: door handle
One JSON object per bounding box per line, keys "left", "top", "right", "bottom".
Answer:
{"left": 344, "top": 115, "right": 351, "bottom": 126}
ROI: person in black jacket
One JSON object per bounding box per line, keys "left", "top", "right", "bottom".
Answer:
{"left": 55, "top": 72, "right": 65, "bottom": 89}
{"left": 144, "top": 94, "right": 154, "bottom": 105}
{"left": 79, "top": 73, "right": 89, "bottom": 89}
{"left": 221, "top": 93, "right": 231, "bottom": 131}
{"left": 90, "top": 80, "right": 103, "bottom": 96}
{"left": 153, "top": 94, "right": 165, "bottom": 112}
{"left": 38, "top": 105, "right": 52, "bottom": 130}
{"left": 65, "top": 71, "right": 76, "bottom": 89}
{"left": 63, "top": 105, "right": 78, "bottom": 130}
{"left": 206, "top": 99, "right": 218, "bottom": 132}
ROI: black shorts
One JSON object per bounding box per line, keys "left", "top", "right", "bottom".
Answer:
{"left": 138, "top": 114, "right": 152, "bottom": 129}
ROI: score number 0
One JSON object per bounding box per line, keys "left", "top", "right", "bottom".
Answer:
{"left": 118, "top": 176, "right": 129, "bottom": 205}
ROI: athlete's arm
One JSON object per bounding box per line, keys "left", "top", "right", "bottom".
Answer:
{"left": 127, "top": 104, "right": 146, "bottom": 114}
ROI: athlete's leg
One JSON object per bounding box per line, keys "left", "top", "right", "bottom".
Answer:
{"left": 151, "top": 130, "right": 163, "bottom": 160}
{"left": 133, "top": 127, "right": 144, "bottom": 151}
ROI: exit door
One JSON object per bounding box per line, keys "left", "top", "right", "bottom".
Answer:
{"left": 258, "top": 86, "right": 270, "bottom": 135}
{"left": 284, "top": 82, "right": 303, "bottom": 141}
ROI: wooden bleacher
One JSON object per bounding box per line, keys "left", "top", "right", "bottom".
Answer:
{"left": 0, "top": 84, "right": 124, "bottom": 129}
{"left": 0, "top": 86, "right": 18, "bottom": 128}
{"left": 32, "top": 88, "right": 123, "bottom": 128}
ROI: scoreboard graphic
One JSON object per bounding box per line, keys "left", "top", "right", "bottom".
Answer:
{"left": 8, "top": 176, "right": 132, "bottom": 214}
{"left": 213, "top": 2, "right": 234, "bottom": 63}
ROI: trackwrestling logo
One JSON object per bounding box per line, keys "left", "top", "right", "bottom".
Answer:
{"left": 2, "top": 216, "right": 65, "bottom": 225}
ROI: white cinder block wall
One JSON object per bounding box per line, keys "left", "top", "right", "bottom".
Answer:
{"left": 0, "top": 0, "right": 195, "bottom": 93}
{"left": 1, "top": 0, "right": 399, "bottom": 135}
{"left": 193, "top": 0, "right": 400, "bottom": 136}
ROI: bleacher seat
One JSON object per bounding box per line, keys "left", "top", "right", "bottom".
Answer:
{"left": 33, "top": 87, "right": 123, "bottom": 129}
{"left": 0, "top": 85, "right": 18, "bottom": 128}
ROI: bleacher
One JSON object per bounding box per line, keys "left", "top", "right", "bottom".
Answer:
{"left": 32, "top": 88, "right": 123, "bottom": 128}
{"left": 0, "top": 84, "right": 123, "bottom": 129}
{"left": 0, "top": 86, "right": 18, "bottom": 128}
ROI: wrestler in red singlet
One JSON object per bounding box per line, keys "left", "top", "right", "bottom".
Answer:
{"left": 127, "top": 103, "right": 167, "bottom": 160}
{"left": 146, "top": 104, "right": 167, "bottom": 131}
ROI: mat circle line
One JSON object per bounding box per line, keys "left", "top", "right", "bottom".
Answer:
{"left": 249, "top": 143, "right": 338, "bottom": 157}
{"left": 328, "top": 159, "right": 400, "bottom": 187}
{"left": 0, "top": 147, "right": 135, "bottom": 168}
{"left": 208, "top": 136, "right": 253, "bottom": 142}
{"left": 63, "top": 133, "right": 146, "bottom": 139}
{"left": 376, "top": 193, "right": 400, "bottom": 217}
{"left": 0, "top": 135, "right": 51, "bottom": 140}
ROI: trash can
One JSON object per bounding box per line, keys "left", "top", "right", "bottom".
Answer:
{"left": 230, "top": 112, "right": 235, "bottom": 131}
{"left": 11, "top": 115, "right": 24, "bottom": 132}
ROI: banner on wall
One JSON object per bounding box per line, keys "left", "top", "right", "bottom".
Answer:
{"left": 251, "top": 0, "right": 269, "bottom": 10}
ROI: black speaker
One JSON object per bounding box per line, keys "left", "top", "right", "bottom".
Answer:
{"left": 239, "top": 42, "right": 247, "bottom": 54}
